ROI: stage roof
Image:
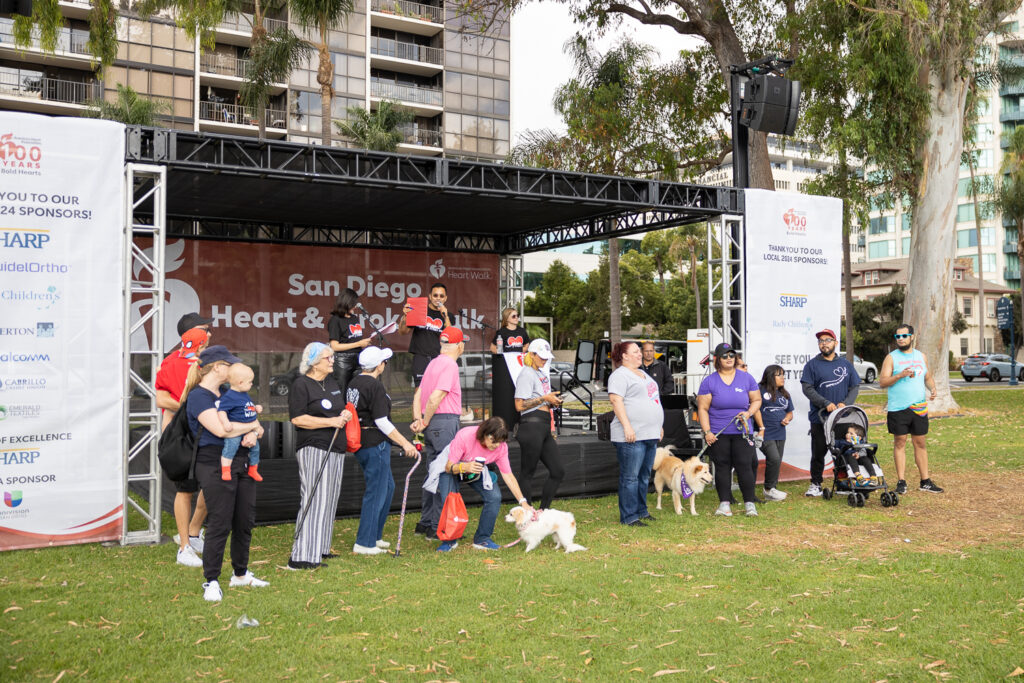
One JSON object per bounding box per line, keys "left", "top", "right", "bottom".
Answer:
{"left": 126, "top": 127, "right": 743, "bottom": 254}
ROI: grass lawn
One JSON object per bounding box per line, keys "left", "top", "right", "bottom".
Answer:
{"left": 3, "top": 390, "right": 1023, "bottom": 681}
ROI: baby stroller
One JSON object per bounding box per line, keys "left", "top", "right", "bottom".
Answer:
{"left": 821, "top": 405, "right": 900, "bottom": 508}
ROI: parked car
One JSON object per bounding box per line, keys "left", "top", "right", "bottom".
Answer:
{"left": 961, "top": 353, "right": 1023, "bottom": 382}
{"left": 270, "top": 368, "right": 300, "bottom": 396}
{"left": 458, "top": 353, "right": 488, "bottom": 390}
{"left": 838, "top": 351, "right": 877, "bottom": 383}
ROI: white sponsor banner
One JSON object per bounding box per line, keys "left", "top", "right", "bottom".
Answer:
{"left": 743, "top": 189, "right": 842, "bottom": 481}
{"left": 0, "top": 113, "right": 125, "bottom": 550}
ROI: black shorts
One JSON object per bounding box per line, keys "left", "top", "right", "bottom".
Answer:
{"left": 887, "top": 407, "right": 929, "bottom": 436}
{"left": 173, "top": 477, "right": 200, "bottom": 493}
{"left": 411, "top": 353, "right": 433, "bottom": 387}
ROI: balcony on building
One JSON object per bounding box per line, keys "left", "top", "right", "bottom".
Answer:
{"left": 1005, "top": 267, "right": 1021, "bottom": 282}
{"left": 199, "top": 51, "right": 286, "bottom": 93}
{"left": 215, "top": 10, "right": 289, "bottom": 46}
{"left": 1006, "top": 241, "right": 1020, "bottom": 254}
{"left": 370, "top": 0, "right": 443, "bottom": 36}
{"left": 370, "top": 71, "right": 442, "bottom": 116}
{"left": 0, "top": 65, "right": 101, "bottom": 114}
{"left": 57, "top": 0, "right": 92, "bottom": 21}
{"left": 0, "top": 17, "right": 93, "bottom": 69}
{"left": 396, "top": 119, "right": 442, "bottom": 155}
{"left": 369, "top": 30, "right": 442, "bottom": 76}
{"left": 198, "top": 95, "right": 287, "bottom": 137}
{"left": 999, "top": 106, "right": 1024, "bottom": 123}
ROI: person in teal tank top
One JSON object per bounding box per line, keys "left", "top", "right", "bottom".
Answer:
{"left": 879, "top": 324, "right": 943, "bottom": 495}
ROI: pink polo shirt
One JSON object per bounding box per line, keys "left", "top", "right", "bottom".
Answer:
{"left": 446, "top": 426, "right": 511, "bottom": 474}
{"left": 419, "top": 354, "right": 462, "bottom": 416}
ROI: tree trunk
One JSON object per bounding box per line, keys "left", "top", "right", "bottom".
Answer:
{"left": 967, "top": 156, "right": 984, "bottom": 354}
{"left": 609, "top": 236, "right": 622, "bottom": 345}
{"left": 690, "top": 249, "right": 702, "bottom": 329}
{"left": 253, "top": 0, "right": 267, "bottom": 140}
{"left": 839, "top": 153, "right": 854, "bottom": 362}
{"left": 747, "top": 129, "right": 774, "bottom": 191}
{"left": 904, "top": 72, "right": 968, "bottom": 414}
{"left": 317, "top": 25, "right": 333, "bottom": 147}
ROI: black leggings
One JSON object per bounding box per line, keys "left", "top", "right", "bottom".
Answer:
{"left": 709, "top": 435, "right": 757, "bottom": 504}
{"left": 332, "top": 353, "right": 359, "bottom": 401}
{"left": 841, "top": 449, "right": 874, "bottom": 475}
{"left": 515, "top": 415, "right": 565, "bottom": 509}
{"left": 195, "top": 449, "right": 257, "bottom": 583}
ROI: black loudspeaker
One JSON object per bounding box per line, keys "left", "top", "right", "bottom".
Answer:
{"left": 574, "top": 339, "right": 595, "bottom": 383}
{"left": 741, "top": 74, "right": 801, "bottom": 136}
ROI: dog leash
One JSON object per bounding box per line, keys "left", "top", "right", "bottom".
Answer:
{"left": 736, "top": 415, "right": 763, "bottom": 448}
{"left": 393, "top": 452, "right": 422, "bottom": 558}
{"left": 500, "top": 507, "right": 541, "bottom": 548}
{"left": 695, "top": 417, "right": 743, "bottom": 462}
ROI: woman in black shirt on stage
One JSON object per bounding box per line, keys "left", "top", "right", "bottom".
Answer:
{"left": 327, "top": 288, "right": 372, "bottom": 401}
{"left": 490, "top": 307, "right": 531, "bottom": 431}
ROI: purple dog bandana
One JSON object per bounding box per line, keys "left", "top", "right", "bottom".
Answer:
{"left": 680, "top": 474, "right": 694, "bottom": 499}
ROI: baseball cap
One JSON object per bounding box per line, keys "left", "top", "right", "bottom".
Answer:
{"left": 713, "top": 342, "right": 735, "bottom": 357}
{"left": 815, "top": 328, "right": 837, "bottom": 341}
{"left": 359, "top": 345, "right": 394, "bottom": 369}
{"left": 198, "top": 345, "right": 242, "bottom": 367}
{"left": 440, "top": 326, "right": 468, "bottom": 344}
{"left": 177, "top": 312, "right": 214, "bottom": 336}
{"left": 179, "top": 328, "right": 208, "bottom": 358}
{"left": 530, "top": 338, "right": 554, "bottom": 360}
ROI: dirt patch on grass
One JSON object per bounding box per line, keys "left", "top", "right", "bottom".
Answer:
{"left": 647, "top": 471, "right": 1024, "bottom": 556}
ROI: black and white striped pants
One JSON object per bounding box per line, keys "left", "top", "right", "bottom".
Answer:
{"left": 290, "top": 445, "right": 344, "bottom": 563}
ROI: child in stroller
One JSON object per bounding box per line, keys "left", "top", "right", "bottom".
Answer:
{"left": 834, "top": 424, "right": 882, "bottom": 489}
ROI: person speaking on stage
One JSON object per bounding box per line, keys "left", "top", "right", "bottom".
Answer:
{"left": 327, "top": 288, "right": 372, "bottom": 400}
{"left": 514, "top": 339, "right": 565, "bottom": 510}
{"left": 347, "top": 345, "right": 419, "bottom": 556}
{"left": 399, "top": 282, "right": 452, "bottom": 387}
{"left": 491, "top": 307, "right": 531, "bottom": 430}
{"left": 287, "top": 342, "right": 353, "bottom": 570}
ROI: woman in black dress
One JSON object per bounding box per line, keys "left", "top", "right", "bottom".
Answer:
{"left": 490, "top": 307, "right": 530, "bottom": 431}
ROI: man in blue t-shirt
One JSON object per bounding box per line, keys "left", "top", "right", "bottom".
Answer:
{"left": 800, "top": 328, "right": 861, "bottom": 497}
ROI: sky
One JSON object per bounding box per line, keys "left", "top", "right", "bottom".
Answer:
{"left": 509, "top": 4, "right": 700, "bottom": 145}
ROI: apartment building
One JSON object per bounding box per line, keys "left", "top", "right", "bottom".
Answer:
{"left": 0, "top": 0, "right": 510, "bottom": 160}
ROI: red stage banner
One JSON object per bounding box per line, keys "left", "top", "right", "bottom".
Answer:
{"left": 131, "top": 239, "right": 500, "bottom": 353}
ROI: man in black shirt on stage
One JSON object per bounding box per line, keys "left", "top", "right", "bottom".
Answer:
{"left": 399, "top": 282, "right": 453, "bottom": 386}
{"left": 641, "top": 341, "right": 674, "bottom": 396}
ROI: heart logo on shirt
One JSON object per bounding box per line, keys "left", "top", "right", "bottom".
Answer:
{"left": 426, "top": 317, "right": 443, "bottom": 330}
{"left": 507, "top": 335, "right": 524, "bottom": 346}
{"left": 348, "top": 324, "right": 363, "bottom": 336}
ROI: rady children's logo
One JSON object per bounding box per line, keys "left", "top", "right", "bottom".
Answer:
{"left": 782, "top": 208, "right": 808, "bottom": 236}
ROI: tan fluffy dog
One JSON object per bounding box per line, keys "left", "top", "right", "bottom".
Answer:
{"left": 652, "top": 446, "right": 714, "bottom": 516}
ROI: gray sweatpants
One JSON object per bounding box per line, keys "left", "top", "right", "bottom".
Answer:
{"left": 417, "top": 413, "right": 460, "bottom": 531}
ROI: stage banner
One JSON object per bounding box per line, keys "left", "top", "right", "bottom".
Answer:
{"left": 743, "top": 189, "right": 843, "bottom": 482}
{"left": 131, "top": 240, "right": 500, "bottom": 353}
{"left": 0, "top": 112, "right": 126, "bottom": 550}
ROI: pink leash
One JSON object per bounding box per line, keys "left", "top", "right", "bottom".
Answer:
{"left": 393, "top": 453, "right": 421, "bottom": 558}
{"left": 501, "top": 508, "right": 541, "bottom": 548}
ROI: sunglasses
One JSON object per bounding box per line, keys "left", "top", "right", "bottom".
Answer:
{"left": 894, "top": 333, "right": 912, "bottom": 339}
{"left": 818, "top": 338, "right": 835, "bottom": 344}
{"left": 720, "top": 352, "right": 736, "bottom": 359}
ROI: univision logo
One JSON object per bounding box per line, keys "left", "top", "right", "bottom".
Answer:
{"left": 3, "top": 490, "right": 22, "bottom": 508}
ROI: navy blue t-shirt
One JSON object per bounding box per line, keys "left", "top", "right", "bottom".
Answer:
{"left": 800, "top": 354, "right": 860, "bottom": 423}
{"left": 759, "top": 389, "right": 794, "bottom": 441}
{"left": 185, "top": 386, "right": 227, "bottom": 449}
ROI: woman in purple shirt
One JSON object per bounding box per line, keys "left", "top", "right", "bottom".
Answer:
{"left": 696, "top": 343, "right": 763, "bottom": 517}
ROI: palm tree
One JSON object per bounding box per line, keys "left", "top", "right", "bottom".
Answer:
{"left": 669, "top": 226, "right": 704, "bottom": 329}
{"left": 996, "top": 126, "right": 1024, "bottom": 351}
{"left": 85, "top": 84, "right": 170, "bottom": 125}
{"left": 290, "top": 0, "right": 354, "bottom": 146}
{"left": 334, "top": 101, "right": 415, "bottom": 152}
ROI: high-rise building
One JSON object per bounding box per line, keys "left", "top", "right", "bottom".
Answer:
{"left": 0, "top": 0, "right": 510, "bottom": 161}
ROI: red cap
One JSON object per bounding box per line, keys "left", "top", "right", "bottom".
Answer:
{"left": 440, "top": 326, "right": 467, "bottom": 344}
{"left": 815, "top": 328, "right": 837, "bottom": 340}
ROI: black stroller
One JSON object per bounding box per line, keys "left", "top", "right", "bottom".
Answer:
{"left": 821, "top": 405, "right": 900, "bottom": 508}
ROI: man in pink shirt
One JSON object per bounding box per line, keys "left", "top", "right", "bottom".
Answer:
{"left": 411, "top": 327, "right": 466, "bottom": 538}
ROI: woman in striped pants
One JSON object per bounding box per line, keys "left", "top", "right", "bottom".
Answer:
{"left": 287, "top": 342, "right": 353, "bottom": 570}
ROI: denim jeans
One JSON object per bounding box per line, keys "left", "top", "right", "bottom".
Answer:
{"left": 613, "top": 439, "right": 657, "bottom": 524}
{"left": 418, "top": 413, "right": 460, "bottom": 531}
{"left": 437, "top": 470, "right": 501, "bottom": 544}
{"left": 354, "top": 441, "right": 395, "bottom": 548}
{"left": 222, "top": 435, "right": 260, "bottom": 466}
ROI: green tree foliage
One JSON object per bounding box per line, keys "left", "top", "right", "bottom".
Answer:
{"left": 290, "top": 0, "right": 355, "bottom": 147}
{"left": 996, "top": 126, "right": 1024, "bottom": 342}
{"left": 84, "top": 84, "right": 171, "bottom": 125}
{"left": 849, "top": 285, "right": 905, "bottom": 365}
{"left": 524, "top": 261, "right": 592, "bottom": 349}
{"left": 135, "top": 0, "right": 230, "bottom": 52}
{"left": 334, "top": 101, "right": 415, "bottom": 152}
{"left": 11, "top": 0, "right": 119, "bottom": 74}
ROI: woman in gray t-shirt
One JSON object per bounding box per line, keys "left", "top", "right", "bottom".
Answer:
{"left": 513, "top": 339, "right": 565, "bottom": 509}
{"left": 608, "top": 341, "right": 664, "bottom": 526}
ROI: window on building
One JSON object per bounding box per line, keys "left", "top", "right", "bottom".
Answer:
{"left": 961, "top": 337, "right": 969, "bottom": 356}
{"left": 868, "top": 241, "right": 895, "bottom": 259}
{"left": 963, "top": 296, "right": 973, "bottom": 316}
{"left": 901, "top": 213, "right": 912, "bottom": 231}
{"left": 954, "top": 268, "right": 964, "bottom": 281}
{"left": 987, "top": 298, "right": 997, "bottom": 317}
{"left": 985, "top": 337, "right": 994, "bottom": 353}
{"left": 958, "top": 175, "right": 992, "bottom": 196}
{"left": 869, "top": 216, "right": 895, "bottom": 234}
{"left": 961, "top": 149, "right": 994, "bottom": 169}
{"left": 902, "top": 237, "right": 911, "bottom": 254}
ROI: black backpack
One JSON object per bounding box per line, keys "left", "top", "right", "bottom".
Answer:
{"left": 158, "top": 408, "right": 203, "bottom": 482}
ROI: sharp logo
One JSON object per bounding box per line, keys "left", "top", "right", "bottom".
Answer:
{"left": 429, "top": 259, "right": 445, "bottom": 279}
{"left": 779, "top": 293, "right": 808, "bottom": 308}
{"left": 0, "top": 229, "right": 51, "bottom": 249}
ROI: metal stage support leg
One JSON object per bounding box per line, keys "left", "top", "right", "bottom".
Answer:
{"left": 121, "top": 163, "right": 168, "bottom": 546}
{"left": 707, "top": 214, "right": 746, "bottom": 353}
{"left": 500, "top": 254, "right": 524, "bottom": 312}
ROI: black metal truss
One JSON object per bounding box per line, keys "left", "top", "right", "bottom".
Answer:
{"left": 507, "top": 210, "right": 711, "bottom": 253}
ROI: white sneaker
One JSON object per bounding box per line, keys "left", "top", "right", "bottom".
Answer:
{"left": 229, "top": 571, "right": 269, "bottom": 588}
{"left": 805, "top": 483, "right": 823, "bottom": 497}
{"left": 745, "top": 502, "right": 758, "bottom": 517}
{"left": 352, "top": 543, "right": 386, "bottom": 555}
{"left": 765, "top": 488, "right": 788, "bottom": 501}
{"left": 202, "top": 580, "right": 222, "bottom": 602}
{"left": 714, "top": 502, "right": 732, "bottom": 517}
{"left": 189, "top": 529, "right": 205, "bottom": 554}
{"left": 177, "top": 545, "right": 203, "bottom": 567}
{"left": 375, "top": 540, "right": 391, "bottom": 549}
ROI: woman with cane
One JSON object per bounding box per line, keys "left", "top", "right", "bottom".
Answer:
{"left": 287, "top": 342, "right": 353, "bottom": 570}
{"left": 347, "top": 345, "right": 419, "bottom": 555}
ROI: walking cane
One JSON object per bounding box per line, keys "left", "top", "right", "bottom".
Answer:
{"left": 294, "top": 427, "right": 343, "bottom": 542}
{"left": 393, "top": 452, "right": 422, "bottom": 557}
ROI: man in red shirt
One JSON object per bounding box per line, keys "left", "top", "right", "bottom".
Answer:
{"left": 155, "top": 312, "right": 213, "bottom": 568}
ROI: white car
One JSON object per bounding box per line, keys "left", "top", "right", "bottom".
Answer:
{"left": 840, "top": 350, "right": 877, "bottom": 383}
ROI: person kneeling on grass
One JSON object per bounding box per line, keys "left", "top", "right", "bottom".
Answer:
{"left": 434, "top": 417, "right": 533, "bottom": 552}
{"left": 217, "top": 363, "right": 263, "bottom": 482}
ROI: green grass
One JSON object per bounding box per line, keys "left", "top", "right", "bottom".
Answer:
{"left": 3, "top": 389, "right": 1023, "bottom": 681}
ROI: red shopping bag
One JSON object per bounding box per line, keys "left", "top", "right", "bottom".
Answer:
{"left": 437, "top": 492, "right": 468, "bottom": 541}
{"left": 345, "top": 402, "right": 361, "bottom": 452}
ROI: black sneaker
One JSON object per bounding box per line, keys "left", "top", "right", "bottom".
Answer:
{"left": 641, "top": 515, "right": 657, "bottom": 522}
{"left": 286, "top": 559, "right": 325, "bottom": 570}
{"left": 321, "top": 552, "right": 340, "bottom": 559}
{"left": 919, "top": 479, "right": 944, "bottom": 493}
{"left": 627, "top": 520, "right": 648, "bottom": 527}
{"left": 413, "top": 523, "right": 430, "bottom": 536}
{"left": 895, "top": 480, "right": 908, "bottom": 495}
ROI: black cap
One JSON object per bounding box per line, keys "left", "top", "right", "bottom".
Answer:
{"left": 177, "top": 312, "right": 214, "bottom": 336}
{"left": 198, "top": 345, "right": 242, "bottom": 367}
{"left": 713, "top": 342, "right": 735, "bottom": 357}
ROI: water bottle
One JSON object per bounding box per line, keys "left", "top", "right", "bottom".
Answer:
{"left": 496, "top": 335, "right": 504, "bottom": 354}
{"left": 235, "top": 614, "right": 259, "bottom": 629}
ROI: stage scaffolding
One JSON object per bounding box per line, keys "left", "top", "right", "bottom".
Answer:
{"left": 707, "top": 213, "right": 746, "bottom": 353}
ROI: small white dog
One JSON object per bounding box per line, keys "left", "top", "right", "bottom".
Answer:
{"left": 504, "top": 506, "right": 587, "bottom": 553}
